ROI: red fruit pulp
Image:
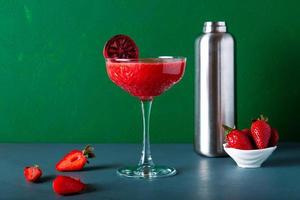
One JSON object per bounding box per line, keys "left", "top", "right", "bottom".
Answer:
{"left": 56, "top": 150, "right": 87, "bottom": 171}
{"left": 106, "top": 59, "right": 186, "bottom": 100}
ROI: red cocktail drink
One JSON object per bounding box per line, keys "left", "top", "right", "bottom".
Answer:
{"left": 105, "top": 57, "right": 186, "bottom": 179}
{"left": 106, "top": 58, "right": 185, "bottom": 100}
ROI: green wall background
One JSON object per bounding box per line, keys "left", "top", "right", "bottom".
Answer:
{"left": 0, "top": 0, "right": 299, "bottom": 143}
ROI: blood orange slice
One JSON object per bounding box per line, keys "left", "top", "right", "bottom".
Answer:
{"left": 103, "top": 34, "right": 139, "bottom": 59}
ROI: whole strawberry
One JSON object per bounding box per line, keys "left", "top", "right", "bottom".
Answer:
{"left": 56, "top": 145, "right": 95, "bottom": 171}
{"left": 250, "top": 115, "right": 271, "bottom": 149}
{"left": 223, "top": 125, "right": 254, "bottom": 150}
{"left": 53, "top": 175, "right": 86, "bottom": 195}
{"left": 24, "top": 165, "right": 42, "bottom": 182}
{"left": 269, "top": 128, "right": 279, "bottom": 147}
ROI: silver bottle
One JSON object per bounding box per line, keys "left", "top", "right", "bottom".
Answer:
{"left": 194, "top": 21, "right": 235, "bottom": 157}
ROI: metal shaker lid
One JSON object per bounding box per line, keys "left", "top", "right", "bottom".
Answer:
{"left": 203, "top": 21, "right": 227, "bottom": 33}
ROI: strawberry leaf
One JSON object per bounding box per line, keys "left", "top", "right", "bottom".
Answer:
{"left": 82, "top": 145, "right": 95, "bottom": 158}
{"left": 222, "top": 124, "right": 234, "bottom": 136}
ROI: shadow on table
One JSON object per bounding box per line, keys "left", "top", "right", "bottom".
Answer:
{"left": 85, "top": 184, "right": 99, "bottom": 194}
{"left": 82, "top": 164, "right": 121, "bottom": 171}
{"left": 36, "top": 175, "right": 56, "bottom": 183}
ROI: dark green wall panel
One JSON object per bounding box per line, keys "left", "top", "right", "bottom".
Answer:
{"left": 0, "top": 0, "right": 299, "bottom": 142}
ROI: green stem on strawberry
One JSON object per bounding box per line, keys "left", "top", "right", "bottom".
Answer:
{"left": 82, "top": 145, "right": 95, "bottom": 159}
{"left": 259, "top": 114, "right": 269, "bottom": 122}
{"left": 222, "top": 124, "right": 235, "bottom": 136}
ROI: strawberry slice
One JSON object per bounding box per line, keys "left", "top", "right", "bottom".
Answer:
{"left": 103, "top": 34, "right": 139, "bottom": 59}
{"left": 53, "top": 175, "right": 86, "bottom": 195}
{"left": 56, "top": 145, "right": 95, "bottom": 171}
{"left": 24, "top": 165, "right": 42, "bottom": 182}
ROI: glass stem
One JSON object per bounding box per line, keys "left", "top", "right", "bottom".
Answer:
{"left": 139, "top": 100, "right": 154, "bottom": 167}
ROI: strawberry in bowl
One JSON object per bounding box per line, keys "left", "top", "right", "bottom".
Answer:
{"left": 223, "top": 115, "right": 279, "bottom": 168}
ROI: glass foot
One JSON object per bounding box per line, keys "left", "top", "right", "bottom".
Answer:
{"left": 117, "top": 165, "right": 176, "bottom": 179}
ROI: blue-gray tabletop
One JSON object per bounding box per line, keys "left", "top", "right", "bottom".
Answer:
{"left": 1, "top": 143, "right": 299, "bottom": 200}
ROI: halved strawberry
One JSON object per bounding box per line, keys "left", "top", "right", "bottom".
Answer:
{"left": 24, "top": 165, "right": 42, "bottom": 182}
{"left": 53, "top": 175, "right": 86, "bottom": 195}
{"left": 103, "top": 34, "right": 139, "bottom": 59}
{"left": 56, "top": 145, "right": 95, "bottom": 171}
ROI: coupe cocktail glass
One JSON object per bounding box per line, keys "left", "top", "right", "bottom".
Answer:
{"left": 105, "top": 57, "right": 186, "bottom": 178}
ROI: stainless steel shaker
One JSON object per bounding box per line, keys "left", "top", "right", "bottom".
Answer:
{"left": 194, "top": 21, "right": 235, "bottom": 157}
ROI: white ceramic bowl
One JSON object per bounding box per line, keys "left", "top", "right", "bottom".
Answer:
{"left": 223, "top": 144, "right": 277, "bottom": 168}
